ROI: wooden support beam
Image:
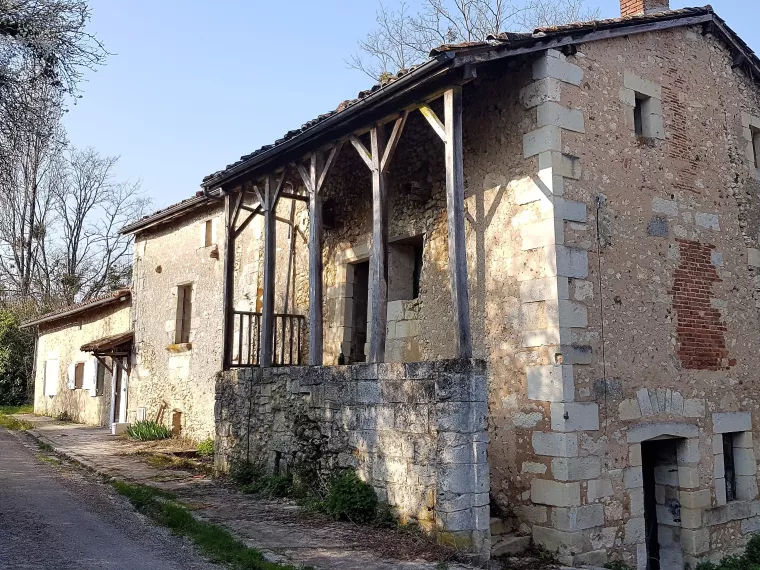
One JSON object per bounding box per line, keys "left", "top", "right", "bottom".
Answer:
{"left": 239, "top": 204, "right": 260, "bottom": 214}
{"left": 317, "top": 142, "right": 342, "bottom": 193}
{"left": 380, "top": 111, "right": 408, "bottom": 173}
{"left": 279, "top": 191, "right": 308, "bottom": 203}
{"left": 222, "top": 193, "right": 236, "bottom": 369}
{"left": 350, "top": 136, "right": 373, "bottom": 170}
{"left": 232, "top": 189, "right": 245, "bottom": 228}
{"left": 233, "top": 205, "right": 262, "bottom": 239}
{"left": 306, "top": 153, "right": 323, "bottom": 365}
{"left": 443, "top": 87, "right": 472, "bottom": 359}
{"left": 369, "top": 124, "right": 388, "bottom": 363}
{"left": 260, "top": 175, "right": 276, "bottom": 367}
{"left": 419, "top": 104, "right": 446, "bottom": 141}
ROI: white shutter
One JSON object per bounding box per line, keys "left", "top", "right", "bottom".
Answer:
{"left": 44, "top": 359, "right": 59, "bottom": 396}
{"left": 84, "top": 358, "right": 98, "bottom": 396}
{"left": 212, "top": 218, "right": 219, "bottom": 244}
{"left": 66, "top": 363, "right": 76, "bottom": 390}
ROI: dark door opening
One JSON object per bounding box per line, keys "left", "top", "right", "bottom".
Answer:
{"left": 350, "top": 261, "right": 370, "bottom": 363}
{"left": 112, "top": 364, "right": 122, "bottom": 423}
{"left": 642, "top": 441, "right": 661, "bottom": 570}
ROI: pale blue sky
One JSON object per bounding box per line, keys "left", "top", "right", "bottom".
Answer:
{"left": 62, "top": 0, "right": 757, "bottom": 210}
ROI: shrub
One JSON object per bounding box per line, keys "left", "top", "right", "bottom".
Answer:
{"left": 746, "top": 534, "right": 760, "bottom": 565}
{"left": 196, "top": 438, "right": 214, "bottom": 458}
{"left": 324, "top": 470, "right": 378, "bottom": 523}
{"left": 0, "top": 310, "right": 34, "bottom": 406}
{"left": 56, "top": 410, "right": 73, "bottom": 422}
{"left": 695, "top": 534, "right": 760, "bottom": 570}
{"left": 127, "top": 420, "right": 171, "bottom": 441}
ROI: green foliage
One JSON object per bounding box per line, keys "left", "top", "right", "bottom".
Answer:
{"left": 112, "top": 481, "right": 299, "bottom": 570}
{"left": 229, "top": 461, "right": 262, "bottom": 486}
{"left": 126, "top": 420, "right": 171, "bottom": 441}
{"left": 0, "top": 310, "right": 35, "bottom": 406}
{"left": 695, "top": 535, "right": 760, "bottom": 570}
{"left": 324, "top": 470, "right": 378, "bottom": 524}
{"left": 0, "top": 405, "right": 34, "bottom": 430}
{"left": 196, "top": 438, "right": 215, "bottom": 458}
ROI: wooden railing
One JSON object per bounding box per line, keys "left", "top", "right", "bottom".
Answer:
{"left": 229, "top": 311, "right": 305, "bottom": 368}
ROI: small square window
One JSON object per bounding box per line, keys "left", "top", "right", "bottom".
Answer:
{"left": 74, "top": 362, "right": 84, "bottom": 390}
{"left": 203, "top": 220, "right": 213, "bottom": 247}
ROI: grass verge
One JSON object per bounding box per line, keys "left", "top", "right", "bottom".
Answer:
{"left": 0, "top": 405, "right": 34, "bottom": 430}
{"left": 112, "top": 481, "right": 305, "bottom": 570}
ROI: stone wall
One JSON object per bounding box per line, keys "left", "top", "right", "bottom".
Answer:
{"left": 215, "top": 359, "right": 490, "bottom": 558}
{"left": 34, "top": 301, "right": 131, "bottom": 426}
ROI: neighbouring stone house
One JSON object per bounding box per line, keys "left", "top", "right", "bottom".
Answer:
{"left": 23, "top": 289, "right": 132, "bottom": 428}
{"left": 25, "top": 1, "right": 760, "bottom": 567}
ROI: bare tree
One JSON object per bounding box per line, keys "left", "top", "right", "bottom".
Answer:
{"left": 49, "top": 148, "right": 149, "bottom": 304}
{"left": 0, "top": 82, "right": 64, "bottom": 300}
{"left": 349, "top": 0, "right": 599, "bottom": 81}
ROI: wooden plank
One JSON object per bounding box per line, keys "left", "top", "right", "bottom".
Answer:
{"left": 380, "top": 111, "right": 408, "bottom": 173}
{"left": 419, "top": 104, "right": 446, "bottom": 141}
{"left": 232, "top": 189, "right": 245, "bottom": 228}
{"left": 260, "top": 175, "right": 276, "bottom": 367}
{"left": 350, "top": 135, "right": 373, "bottom": 170}
{"left": 443, "top": 87, "right": 472, "bottom": 359}
{"left": 316, "top": 141, "right": 343, "bottom": 193}
{"left": 252, "top": 184, "right": 266, "bottom": 210}
{"left": 222, "top": 193, "right": 236, "bottom": 369}
{"left": 239, "top": 204, "right": 260, "bottom": 214}
{"left": 368, "top": 124, "right": 388, "bottom": 363}
{"left": 307, "top": 152, "right": 323, "bottom": 365}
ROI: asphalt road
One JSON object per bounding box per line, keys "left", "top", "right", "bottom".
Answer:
{"left": 0, "top": 428, "right": 224, "bottom": 570}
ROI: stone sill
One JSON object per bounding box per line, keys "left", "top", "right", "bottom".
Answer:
{"left": 166, "top": 343, "right": 192, "bottom": 353}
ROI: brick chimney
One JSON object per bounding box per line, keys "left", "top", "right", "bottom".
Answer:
{"left": 620, "top": 0, "right": 670, "bottom": 17}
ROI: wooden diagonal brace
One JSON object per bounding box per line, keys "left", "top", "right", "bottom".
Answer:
{"left": 419, "top": 104, "right": 446, "bottom": 141}
{"left": 350, "top": 136, "right": 373, "bottom": 170}
{"left": 380, "top": 111, "right": 408, "bottom": 173}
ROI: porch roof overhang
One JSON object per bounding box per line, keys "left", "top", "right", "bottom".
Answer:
{"left": 81, "top": 331, "right": 134, "bottom": 357}
{"left": 200, "top": 6, "right": 755, "bottom": 193}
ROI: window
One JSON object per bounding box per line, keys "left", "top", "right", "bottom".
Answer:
{"left": 176, "top": 284, "right": 193, "bottom": 344}
{"left": 751, "top": 126, "right": 760, "bottom": 169}
{"left": 74, "top": 362, "right": 84, "bottom": 390}
{"left": 389, "top": 235, "right": 424, "bottom": 302}
{"left": 203, "top": 220, "right": 213, "bottom": 247}
{"left": 634, "top": 96, "right": 646, "bottom": 137}
{"left": 723, "top": 433, "right": 737, "bottom": 502}
{"left": 95, "top": 359, "right": 106, "bottom": 396}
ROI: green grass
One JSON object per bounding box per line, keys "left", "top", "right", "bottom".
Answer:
{"left": 0, "top": 405, "right": 34, "bottom": 430}
{"left": 127, "top": 420, "right": 172, "bottom": 441}
{"left": 112, "top": 481, "right": 303, "bottom": 570}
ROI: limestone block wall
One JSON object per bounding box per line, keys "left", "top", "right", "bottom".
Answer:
{"left": 34, "top": 302, "right": 131, "bottom": 426}
{"left": 528, "top": 25, "right": 760, "bottom": 568}
{"left": 215, "top": 359, "right": 489, "bottom": 558}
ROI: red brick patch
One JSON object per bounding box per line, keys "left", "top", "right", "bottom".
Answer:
{"left": 672, "top": 239, "right": 731, "bottom": 370}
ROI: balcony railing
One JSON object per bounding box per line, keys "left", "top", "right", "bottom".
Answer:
{"left": 230, "top": 311, "right": 305, "bottom": 368}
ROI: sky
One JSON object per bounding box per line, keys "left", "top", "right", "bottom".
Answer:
{"left": 62, "top": 0, "right": 758, "bottom": 211}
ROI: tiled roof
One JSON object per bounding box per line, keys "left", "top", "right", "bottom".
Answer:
{"left": 81, "top": 330, "right": 134, "bottom": 353}
{"left": 201, "top": 6, "right": 749, "bottom": 191}
{"left": 21, "top": 288, "right": 131, "bottom": 329}
{"left": 120, "top": 192, "right": 216, "bottom": 235}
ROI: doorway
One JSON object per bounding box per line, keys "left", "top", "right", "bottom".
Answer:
{"left": 641, "top": 439, "right": 684, "bottom": 570}
{"left": 112, "top": 364, "right": 122, "bottom": 424}
{"left": 350, "top": 261, "right": 370, "bottom": 363}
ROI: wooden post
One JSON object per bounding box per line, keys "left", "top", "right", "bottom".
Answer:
{"left": 222, "top": 192, "right": 236, "bottom": 369}
{"left": 444, "top": 87, "right": 472, "bottom": 359}
{"left": 260, "top": 175, "right": 276, "bottom": 367}
{"left": 307, "top": 154, "right": 323, "bottom": 365}
{"left": 369, "top": 125, "right": 388, "bottom": 363}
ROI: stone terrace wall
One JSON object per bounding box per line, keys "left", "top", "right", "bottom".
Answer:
{"left": 215, "top": 359, "right": 490, "bottom": 558}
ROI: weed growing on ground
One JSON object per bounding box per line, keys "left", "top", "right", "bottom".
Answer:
{"left": 55, "top": 411, "right": 73, "bottom": 422}
{"left": 0, "top": 406, "right": 34, "bottom": 431}
{"left": 324, "top": 470, "right": 378, "bottom": 523}
{"left": 196, "top": 438, "right": 214, "bottom": 458}
{"left": 127, "top": 420, "right": 171, "bottom": 441}
{"left": 38, "top": 442, "right": 53, "bottom": 451}
{"left": 604, "top": 562, "right": 634, "bottom": 570}
{"left": 112, "top": 481, "right": 301, "bottom": 570}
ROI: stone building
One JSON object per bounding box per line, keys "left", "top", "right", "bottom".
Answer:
{"left": 25, "top": 1, "right": 760, "bottom": 567}
{"left": 23, "top": 289, "right": 132, "bottom": 428}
